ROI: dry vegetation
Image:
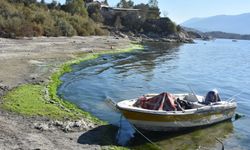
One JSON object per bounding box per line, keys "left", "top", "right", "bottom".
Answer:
{"left": 0, "top": 0, "right": 106, "bottom": 38}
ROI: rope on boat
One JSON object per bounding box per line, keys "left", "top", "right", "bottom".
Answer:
{"left": 118, "top": 115, "right": 162, "bottom": 150}
{"left": 131, "top": 125, "right": 163, "bottom": 150}
{"left": 215, "top": 138, "right": 224, "bottom": 150}
{"left": 226, "top": 90, "right": 244, "bottom": 102}
{"left": 116, "top": 114, "right": 123, "bottom": 142}
{"left": 105, "top": 98, "right": 120, "bottom": 112}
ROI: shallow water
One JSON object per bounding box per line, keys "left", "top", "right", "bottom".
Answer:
{"left": 58, "top": 39, "right": 250, "bottom": 149}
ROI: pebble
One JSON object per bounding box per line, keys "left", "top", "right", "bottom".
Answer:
{"left": 33, "top": 119, "right": 96, "bottom": 132}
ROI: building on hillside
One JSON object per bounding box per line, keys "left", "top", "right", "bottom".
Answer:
{"left": 86, "top": 0, "right": 141, "bottom": 29}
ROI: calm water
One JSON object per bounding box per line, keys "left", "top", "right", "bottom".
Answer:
{"left": 59, "top": 39, "right": 250, "bottom": 149}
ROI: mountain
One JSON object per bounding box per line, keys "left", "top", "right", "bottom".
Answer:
{"left": 181, "top": 13, "right": 250, "bottom": 34}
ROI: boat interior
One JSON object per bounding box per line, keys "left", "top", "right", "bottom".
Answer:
{"left": 132, "top": 92, "right": 225, "bottom": 112}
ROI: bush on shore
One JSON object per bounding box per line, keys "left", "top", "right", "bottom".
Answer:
{"left": 0, "top": 0, "right": 106, "bottom": 38}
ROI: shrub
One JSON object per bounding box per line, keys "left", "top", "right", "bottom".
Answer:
{"left": 32, "top": 12, "right": 47, "bottom": 24}
{"left": 55, "top": 17, "right": 76, "bottom": 36}
{"left": 32, "top": 24, "right": 43, "bottom": 36}
{"left": 63, "top": 0, "right": 88, "bottom": 17}
{"left": 19, "top": 22, "right": 35, "bottom": 37}
{"left": 95, "top": 26, "right": 107, "bottom": 35}
{"left": 43, "top": 20, "right": 58, "bottom": 36}
{"left": 68, "top": 15, "right": 89, "bottom": 35}
{"left": 90, "top": 12, "right": 104, "bottom": 23}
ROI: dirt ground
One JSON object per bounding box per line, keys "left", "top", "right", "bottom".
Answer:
{"left": 0, "top": 36, "right": 132, "bottom": 150}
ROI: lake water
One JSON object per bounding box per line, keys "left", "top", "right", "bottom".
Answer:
{"left": 58, "top": 39, "right": 250, "bottom": 149}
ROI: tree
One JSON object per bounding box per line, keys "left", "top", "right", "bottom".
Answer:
{"left": 117, "top": 0, "right": 134, "bottom": 8}
{"left": 63, "top": 0, "right": 87, "bottom": 17}
{"left": 103, "top": 0, "right": 108, "bottom": 5}
{"left": 127, "top": 0, "right": 134, "bottom": 8}
{"left": 48, "top": 0, "right": 58, "bottom": 9}
{"left": 147, "top": 7, "right": 160, "bottom": 19}
{"left": 8, "top": 0, "right": 37, "bottom": 6}
{"left": 87, "top": 4, "right": 104, "bottom": 23}
{"left": 41, "top": 0, "right": 45, "bottom": 4}
{"left": 148, "top": 0, "right": 158, "bottom": 8}
{"left": 134, "top": 3, "right": 160, "bottom": 20}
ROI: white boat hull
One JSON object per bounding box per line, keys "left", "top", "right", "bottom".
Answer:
{"left": 117, "top": 94, "right": 237, "bottom": 131}
{"left": 127, "top": 109, "right": 235, "bottom": 131}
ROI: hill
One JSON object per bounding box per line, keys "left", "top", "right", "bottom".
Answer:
{"left": 181, "top": 13, "right": 250, "bottom": 34}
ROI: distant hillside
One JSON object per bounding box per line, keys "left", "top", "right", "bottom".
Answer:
{"left": 182, "top": 26, "right": 250, "bottom": 40}
{"left": 181, "top": 13, "right": 250, "bottom": 34}
{"left": 205, "top": 31, "right": 250, "bottom": 40}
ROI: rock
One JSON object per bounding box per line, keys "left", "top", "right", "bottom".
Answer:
{"left": 140, "top": 34, "right": 149, "bottom": 39}
{"left": 53, "top": 120, "right": 63, "bottom": 127}
{"left": 34, "top": 123, "right": 50, "bottom": 131}
{"left": 126, "top": 31, "right": 134, "bottom": 37}
{"left": 160, "top": 38, "right": 177, "bottom": 42}
{"left": 202, "top": 36, "right": 213, "bottom": 41}
{"left": 34, "top": 119, "right": 97, "bottom": 133}
{"left": 128, "top": 36, "right": 138, "bottom": 41}
{"left": 73, "top": 121, "right": 82, "bottom": 127}
{"left": 115, "top": 31, "right": 128, "bottom": 38}
{"left": 63, "top": 124, "right": 71, "bottom": 132}
{"left": 0, "top": 83, "right": 9, "bottom": 97}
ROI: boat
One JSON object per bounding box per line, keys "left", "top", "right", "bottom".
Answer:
{"left": 116, "top": 91, "right": 237, "bottom": 131}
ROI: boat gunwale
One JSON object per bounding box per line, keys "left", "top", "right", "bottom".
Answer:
{"left": 116, "top": 99, "right": 237, "bottom": 116}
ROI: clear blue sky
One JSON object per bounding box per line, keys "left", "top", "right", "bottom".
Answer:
{"left": 52, "top": 0, "right": 250, "bottom": 24}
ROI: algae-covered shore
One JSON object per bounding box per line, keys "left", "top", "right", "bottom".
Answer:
{"left": 0, "top": 36, "right": 142, "bottom": 149}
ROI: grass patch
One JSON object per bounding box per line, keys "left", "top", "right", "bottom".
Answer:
{"left": 1, "top": 84, "right": 82, "bottom": 119}
{"left": 102, "top": 146, "right": 129, "bottom": 150}
{"left": 131, "top": 143, "right": 161, "bottom": 150}
{"left": 47, "top": 53, "right": 103, "bottom": 123}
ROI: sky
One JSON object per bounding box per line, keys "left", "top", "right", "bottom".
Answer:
{"left": 52, "top": 0, "right": 250, "bottom": 24}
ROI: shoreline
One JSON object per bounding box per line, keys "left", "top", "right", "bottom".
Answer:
{"left": 0, "top": 36, "right": 141, "bottom": 149}
{"left": 47, "top": 43, "right": 143, "bottom": 122}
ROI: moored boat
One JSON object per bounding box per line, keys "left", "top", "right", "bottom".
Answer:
{"left": 116, "top": 91, "right": 237, "bottom": 131}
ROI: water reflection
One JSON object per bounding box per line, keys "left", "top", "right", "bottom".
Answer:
{"left": 76, "top": 118, "right": 234, "bottom": 149}
{"left": 111, "top": 42, "right": 181, "bottom": 81}
{"left": 131, "top": 121, "right": 234, "bottom": 150}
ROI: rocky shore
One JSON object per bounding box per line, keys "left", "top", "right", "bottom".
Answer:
{"left": 112, "top": 29, "right": 194, "bottom": 43}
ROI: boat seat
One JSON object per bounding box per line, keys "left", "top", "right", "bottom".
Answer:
{"left": 192, "top": 102, "right": 205, "bottom": 108}
{"left": 183, "top": 94, "right": 199, "bottom": 102}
